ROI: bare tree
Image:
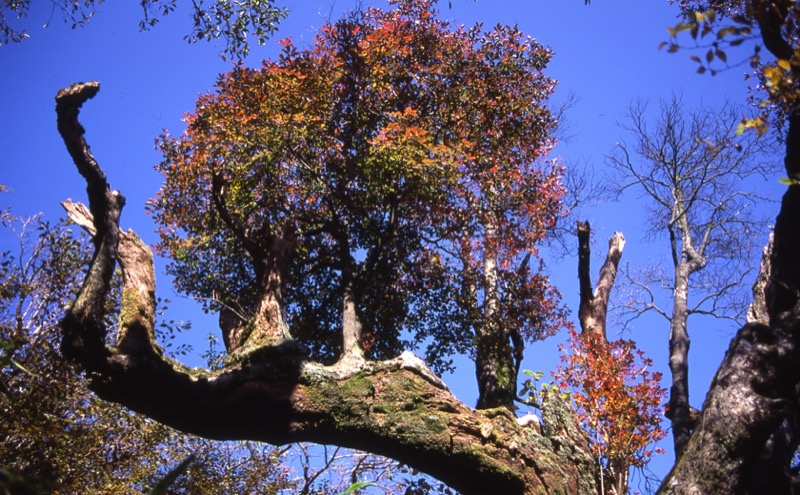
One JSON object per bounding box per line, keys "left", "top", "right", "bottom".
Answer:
{"left": 653, "top": 1, "right": 800, "bottom": 491}
{"left": 607, "top": 95, "right": 777, "bottom": 458}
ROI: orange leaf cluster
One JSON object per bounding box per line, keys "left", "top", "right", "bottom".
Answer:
{"left": 555, "top": 328, "right": 667, "bottom": 470}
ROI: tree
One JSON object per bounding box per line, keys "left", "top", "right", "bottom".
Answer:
{"left": 36, "top": 0, "right": 800, "bottom": 493}
{"left": 0, "top": 0, "right": 287, "bottom": 59}
{"left": 150, "top": 0, "right": 565, "bottom": 408}
{"left": 653, "top": 1, "right": 800, "bottom": 492}
{"left": 665, "top": 1, "right": 800, "bottom": 135}
{"left": 607, "top": 95, "right": 776, "bottom": 458}
{"left": 556, "top": 330, "right": 666, "bottom": 495}
{"left": 50, "top": 2, "right": 600, "bottom": 494}
{"left": 0, "top": 212, "right": 219, "bottom": 494}
{"left": 552, "top": 222, "right": 665, "bottom": 495}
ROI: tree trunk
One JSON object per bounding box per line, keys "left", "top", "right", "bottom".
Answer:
{"left": 576, "top": 220, "right": 624, "bottom": 341}
{"left": 747, "top": 233, "right": 773, "bottom": 325}
{"left": 657, "top": 319, "right": 800, "bottom": 494}
{"left": 657, "top": 109, "right": 800, "bottom": 493}
{"left": 339, "top": 276, "right": 366, "bottom": 367}
{"left": 220, "top": 265, "right": 291, "bottom": 355}
{"left": 667, "top": 264, "right": 693, "bottom": 458}
{"left": 576, "top": 221, "right": 628, "bottom": 494}
{"left": 607, "top": 456, "right": 629, "bottom": 495}
{"left": 56, "top": 82, "right": 601, "bottom": 495}
{"left": 475, "top": 218, "right": 517, "bottom": 410}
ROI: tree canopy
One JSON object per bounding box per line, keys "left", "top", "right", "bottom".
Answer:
{"left": 151, "top": 0, "right": 566, "bottom": 407}
{"left": 45, "top": 2, "right": 602, "bottom": 493}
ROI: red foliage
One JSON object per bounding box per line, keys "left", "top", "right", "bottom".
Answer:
{"left": 149, "top": 0, "right": 566, "bottom": 371}
{"left": 555, "top": 328, "right": 667, "bottom": 471}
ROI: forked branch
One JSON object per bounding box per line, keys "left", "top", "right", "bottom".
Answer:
{"left": 577, "top": 220, "right": 625, "bottom": 340}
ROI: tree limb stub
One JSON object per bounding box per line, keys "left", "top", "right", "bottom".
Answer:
{"left": 577, "top": 220, "right": 624, "bottom": 341}
{"left": 55, "top": 83, "right": 600, "bottom": 495}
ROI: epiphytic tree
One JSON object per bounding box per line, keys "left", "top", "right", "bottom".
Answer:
{"left": 150, "top": 0, "right": 566, "bottom": 407}
{"left": 52, "top": 2, "right": 598, "bottom": 494}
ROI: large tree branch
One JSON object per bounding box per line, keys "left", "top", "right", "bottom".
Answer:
{"left": 56, "top": 83, "right": 600, "bottom": 495}
{"left": 56, "top": 82, "right": 123, "bottom": 369}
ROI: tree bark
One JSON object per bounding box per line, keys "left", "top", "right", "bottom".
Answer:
{"left": 475, "top": 217, "right": 517, "bottom": 410}
{"left": 666, "top": 203, "right": 707, "bottom": 458}
{"left": 657, "top": 319, "right": 800, "bottom": 494}
{"left": 746, "top": 233, "right": 773, "bottom": 325}
{"left": 210, "top": 175, "right": 296, "bottom": 353}
{"left": 667, "top": 264, "right": 693, "bottom": 458}
{"left": 339, "top": 277, "right": 366, "bottom": 366}
{"left": 657, "top": 96, "right": 800, "bottom": 495}
{"left": 576, "top": 220, "right": 624, "bottom": 341}
{"left": 56, "top": 82, "right": 600, "bottom": 495}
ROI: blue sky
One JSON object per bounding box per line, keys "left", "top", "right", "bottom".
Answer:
{"left": 0, "top": 0, "right": 783, "bottom": 489}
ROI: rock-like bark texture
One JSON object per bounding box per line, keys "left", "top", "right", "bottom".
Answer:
{"left": 56, "top": 82, "right": 599, "bottom": 495}
{"left": 658, "top": 320, "right": 800, "bottom": 494}
{"left": 657, "top": 9, "right": 800, "bottom": 484}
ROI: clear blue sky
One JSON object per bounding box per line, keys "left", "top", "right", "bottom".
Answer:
{"left": 0, "top": 0, "right": 782, "bottom": 489}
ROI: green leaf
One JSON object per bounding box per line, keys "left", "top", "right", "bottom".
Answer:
{"left": 779, "top": 175, "right": 800, "bottom": 186}
{"left": 716, "top": 26, "right": 739, "bottom": 39}
{"left": 340, "top": 481, "right": 375, "bottom": 495}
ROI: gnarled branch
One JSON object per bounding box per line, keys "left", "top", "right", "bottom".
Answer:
{"left": 56, "top": 82, "right": 599, "bottom": 495}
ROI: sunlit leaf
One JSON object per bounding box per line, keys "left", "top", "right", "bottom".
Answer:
{"left": 340, "top": 481, "right": 376, "bottom": 495}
